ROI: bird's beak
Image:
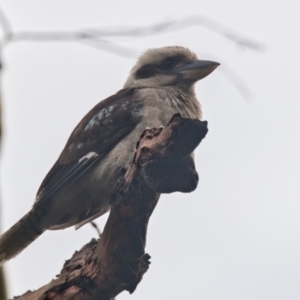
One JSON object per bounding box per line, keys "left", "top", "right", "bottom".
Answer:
{"left": 174, "top": 60, "right": 220, "bottom": 81}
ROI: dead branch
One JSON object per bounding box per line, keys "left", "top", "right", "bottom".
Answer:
{"left": 14, "top": 114, "right": 208, "bottom": 300}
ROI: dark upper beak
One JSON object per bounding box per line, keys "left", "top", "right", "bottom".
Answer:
{"left": 174, "top": 60, "right": 220, "bottom": 81}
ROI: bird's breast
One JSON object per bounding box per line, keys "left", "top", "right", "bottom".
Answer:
{"left": 92, "top": 95, "right": 179, "bottom": 181}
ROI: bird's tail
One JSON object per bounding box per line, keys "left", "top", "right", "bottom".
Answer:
{"left": 0, "top": 209, "right": 45, "bottom": 266}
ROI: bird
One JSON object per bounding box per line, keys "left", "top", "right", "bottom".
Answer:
{"left": 0, "top": 46, "right": 219, "bottom": 265}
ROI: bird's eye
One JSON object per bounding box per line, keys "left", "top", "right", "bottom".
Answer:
{"left": 160, "top": 59, "right": 174, "bottom": 71}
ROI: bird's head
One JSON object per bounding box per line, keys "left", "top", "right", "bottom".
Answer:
{"left": 124, "top": 46, "right": 219, "bottom": 91}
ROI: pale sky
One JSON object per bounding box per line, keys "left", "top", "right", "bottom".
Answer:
{"left": 0, "top": 1, "right": 300, "bottom": 299}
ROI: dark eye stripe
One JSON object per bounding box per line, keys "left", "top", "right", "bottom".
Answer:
{"left": 134, "top": 54, "right": 187, "bottom": 79}
{"left": 135, "top": 64, "right": 157, "bottom": 79}
{"left": 159, "top": 58, "right": 174, "bottom": 71}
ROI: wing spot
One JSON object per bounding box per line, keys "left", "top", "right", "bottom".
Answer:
{"left": 77, "top": 142, "right": 84, "bottom": 149}
{"left": 85, "top": 117, "right": 100, "bottom": 131}
{"left": 79, "top": 152, "right": 98, "bottom": 163}
{"left": 121, "top": 101, "right": 129, "bottom": 111}
{"left": 97, "top": 111, "right": 104, "bottom": 120}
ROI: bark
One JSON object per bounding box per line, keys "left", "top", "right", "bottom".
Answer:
{"left": 0, "top": 268, "right": 6, "bottom": 300}
{"left": 14, "top": 114, "right": 208, "bottom": 300}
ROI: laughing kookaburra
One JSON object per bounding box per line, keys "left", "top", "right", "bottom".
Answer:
{"left": 0, "top": 46, "right": 219, "bottom": 265}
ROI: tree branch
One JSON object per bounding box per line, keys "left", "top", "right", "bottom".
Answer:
{"left": 14, "top": 114, "right": 208, "bottom": 300}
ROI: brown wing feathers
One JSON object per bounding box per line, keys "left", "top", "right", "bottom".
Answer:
{"left": 35, "top": 88, "right": 142, "bottom": 205}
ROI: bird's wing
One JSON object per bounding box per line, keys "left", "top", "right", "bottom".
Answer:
{"left": 34, "top": 88, "right": 143, "bottom": 206}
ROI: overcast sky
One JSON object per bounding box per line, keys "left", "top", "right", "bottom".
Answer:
{"left": 0, "top": 1, "right": 300, "bottom": 299}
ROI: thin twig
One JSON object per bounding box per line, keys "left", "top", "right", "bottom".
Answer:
{"left": 0, "top": 12, "right": 264, "bottom": 53}
{"left": 0, "top": 6, "right": 265, "bottom": 100}
{"left": 0, "top": 7, "right": 11, "bottom": 38}
{"left": 90, "top": 222, "right": 102, "bottom": 238}
{"left": 80, "top": 38, "right": 138, "bottom": 58}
